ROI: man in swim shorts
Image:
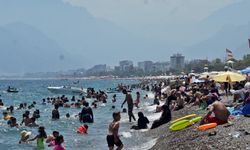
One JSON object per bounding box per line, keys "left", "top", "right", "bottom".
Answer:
{"left": 107, "top": 111, "right": 123, "bottom": 150}
{"left": 200, "top": 101, "right": 230, "bottom": 125}
{"left": 121, "top": 89, "right": 136, "bottom": 122}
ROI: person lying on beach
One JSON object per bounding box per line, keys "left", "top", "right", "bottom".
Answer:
{"left": 200, "top": 101, "right": 230, "bottom": 125}
{"left": 151, "top": 104, "right": 171, "bottom": 129}
{"left": 131, "top": 112, "right": 149, "bottom": 130}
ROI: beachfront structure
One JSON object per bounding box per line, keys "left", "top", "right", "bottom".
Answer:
{"left": 138, "top": 61, "right": 153, "bottom": 73}
{"left": 170, "top": 53, "right": 185, "bottom": 70}
{"left": 119, "top": 60, "right": 133, "bottom": 72}
{"left": 152, "top": 62, "right": 170, "bottom": 72}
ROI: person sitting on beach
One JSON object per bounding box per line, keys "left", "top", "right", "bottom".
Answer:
{"left": 151, "top": 104, "right": 171, "bottom": 129}
{"left": 172, "top": 92, "right": 184, "bottom": 111}
{"left": 165, "top": 89, "right": 177, "bottom": 106}
{"left": 155, "top": 104, "right": 162, "bottom": 113}
{"left": 153, "top": 95, "right": 160, "bottom": 105}
{"left": 131, "top": 112, "right": 149, "bottom": 130}
{"left": 107, "top": 111, "right": 123, "bottom": 150}
{"left": 200, "top": 101, "right": 230, "bottom": 125}
{"left": 52, "top": 104, "right": 60, "bottom": 120}
{"left": 53, "top": 135, "right": 65, "bottom": 150}
{"left": 46, "top": 131, "right": 60, "bottom": 147}
{"left": 28, "top": 126, "right": 47, "bottom": 149}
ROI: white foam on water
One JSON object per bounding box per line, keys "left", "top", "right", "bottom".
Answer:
{"left": 0, "top": 106, "right": 7, "bottom": 110}
{"left": 129, "top": 138, "right": 158, "bottom": 150}
{"left": 121, "top": 131, "right": 132, "bottom": 138}
{"left": 147, "top": 92, "right": 155, "bottom": 99}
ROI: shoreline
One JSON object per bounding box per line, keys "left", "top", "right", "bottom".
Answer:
{"left": 146, "top": 105, "right": 250, "bottom": 150}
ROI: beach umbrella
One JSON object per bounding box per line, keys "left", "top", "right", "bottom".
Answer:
{"left": 213, "top": 71, "right": 246, "bottom": 83}
{"left": 240, "top": 66, "right": 250, "bottom": 74}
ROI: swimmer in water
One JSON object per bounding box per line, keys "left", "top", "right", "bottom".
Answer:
{"left": 28, "top": 126, "right": 47, "bottom": 149}
{"left": 46, "top": 131, "right": 60, "bottom": 147}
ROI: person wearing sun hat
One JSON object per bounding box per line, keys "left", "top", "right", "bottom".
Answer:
{"left": 19, "top": 130, "right": 31, "bottom": 144}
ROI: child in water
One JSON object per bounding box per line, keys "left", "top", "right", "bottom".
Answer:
{"left": 53, "top": 135, "right": 65, "bottom": 150}
{"left": 28, "top": 126, "right": 47, "bottom": 149}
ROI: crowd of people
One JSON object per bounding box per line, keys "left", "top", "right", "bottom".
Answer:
{"left": 1, "top": 72, "right": 250, "bottom": 149}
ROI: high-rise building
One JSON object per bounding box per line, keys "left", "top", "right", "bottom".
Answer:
{"left": 152, "top": 62, "right": 170, "bottom": 72}
{"left": 170, "top": 53, "right": 185, "bottom": 69}
{"left": 119, "top": 60, "right": 133, "bottom": 72}
{"left": 138, "top": 61, "right": 153, "bottom": 72}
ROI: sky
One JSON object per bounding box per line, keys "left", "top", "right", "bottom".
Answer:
{"left": 64, "top": 0, "right": 240, "bottom": 45}
{"left": 0, "top": 0, "right": 249, "bottom": 74}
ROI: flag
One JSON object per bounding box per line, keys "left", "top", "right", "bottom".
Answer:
{"left": 226, "top": 48, "right": 233, "bottom": 60}
{"left": 248, "top": 39, "right": 250, "bottom": 48}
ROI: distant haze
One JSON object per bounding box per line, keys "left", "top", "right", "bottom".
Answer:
{"left": 0, "top": 0, "right": 249, "bottom": 74}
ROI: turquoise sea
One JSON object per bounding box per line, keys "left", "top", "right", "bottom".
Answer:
{"left": 0, "top": 79, "right": 157, "bottom": 150}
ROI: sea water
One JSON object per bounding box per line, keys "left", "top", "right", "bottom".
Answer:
{"left": 0, "top": 79, "right": 158, "bottom": 150}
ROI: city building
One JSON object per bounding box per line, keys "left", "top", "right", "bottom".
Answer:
{"left": 170, "top": 53, "right": 185, "bottom": 69}
{"left": 119, "top": 60, "right": 133, "bottom": 72}
{"left": 152, "top": 62, "right": 170, "bottom": 72}
{"left": 138, "top": 61, "right": 153, "bottom": 73}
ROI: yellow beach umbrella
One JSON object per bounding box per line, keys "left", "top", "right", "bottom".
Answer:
{"left": 212, "top": 71, "right": 246, "bottom": 83}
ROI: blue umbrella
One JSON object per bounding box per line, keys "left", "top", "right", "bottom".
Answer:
{"left": 241, "top": 66, "right": 250, "bottom": 74}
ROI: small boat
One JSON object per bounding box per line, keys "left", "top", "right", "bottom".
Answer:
{"left": 47, "top": 86, "right": 87, "bottom": 94}
{"left": 7, "top": 86, "right": 19, "bottom": 93}
{"left": 106, "top": 88, "right": 120, "bottom": 94}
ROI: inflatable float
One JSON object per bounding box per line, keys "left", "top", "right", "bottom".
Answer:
{"left": 189, "top": 116, "right": 202, "bottom": 124}
{"left": 169, "top": 120, "right": 191, "bottom": 131}
{"left": 171, "top": 114, "right": 197, "bottom": 124}
{"left": 197, "top": 123, "right": 217, "bottom": 131}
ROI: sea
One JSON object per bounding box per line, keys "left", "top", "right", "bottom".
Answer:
{"left": 0, "top": 79, "right": 159, "bottom": 150}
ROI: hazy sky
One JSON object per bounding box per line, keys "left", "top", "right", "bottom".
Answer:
{"left": 64, "top": 0, "right": 240, "bottom": 43}
{"left": 0, "top": 0, "right": 248, "bottom": 74}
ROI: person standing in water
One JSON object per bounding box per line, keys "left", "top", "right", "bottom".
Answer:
{"left": 107, "top": 111, "right": 123, "bottom": 150}
{"left": 121, "top": 89, "right": 136, "bottom": 122}
{"left": 28, "top": 126, "right": 47, "bottom": 149}
{"left": 134, "top": 92, "right": 140, "bottom": 108}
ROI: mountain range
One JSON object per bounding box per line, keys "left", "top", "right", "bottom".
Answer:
{"left": 0, "top": 0, "right": 249, "bottom": 74}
